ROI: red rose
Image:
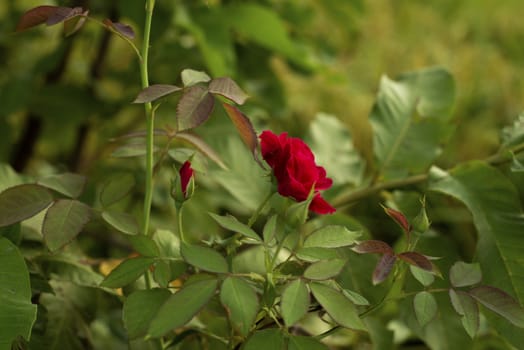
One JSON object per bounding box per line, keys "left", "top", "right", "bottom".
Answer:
{"left": 260, "top": 130, "right": 336, "bottom": 214}
{"left": 179, "top": 161, "right": 194, "bottom": 198}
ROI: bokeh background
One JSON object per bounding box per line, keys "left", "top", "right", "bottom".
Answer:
{"left": 2, "top": 0, "right": 523, "bottom": 173}
{"left": 2, "top": 1, "right": 524, "bottom": 349}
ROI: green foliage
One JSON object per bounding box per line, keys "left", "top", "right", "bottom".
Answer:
{"left": 0, "top": 238, "right": 37, "bottom": 349}
{"left": 2, "top": 1, "right": 524, "bottom": 349}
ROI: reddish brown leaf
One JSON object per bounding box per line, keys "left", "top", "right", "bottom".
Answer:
{"left": 351, "top": 240, "right": 394, "bottom": 255}
{"left": 397, "top": 252, "right": 434, "bottom": 273}
{"left": 16, "top": 6, "right": 59, "bottom": 31}
{"left": 222, "top": 103, "right": 261, "bottom": 166}
{"left": 468, "top": 285, "right": 524, "bottom": 327}
{"left": 174, "top": 132, "right": 228, "bottom": 170}
{"left": 46, "top": 6, "right": 83, "bottom": 26}
{"left": 176, "top": 85, "right": 215, "bottom": 131}
{"left": 103, "top": 18, "right": 135, "bottom": 39}
{"left": 383, "top": 205, "right": 411, "bottom": 233}
{"left": 373, "top": 253, "right": 396, "bottom": 285}
{"left": 209, "top": 77, "right": 249, "bottom": 105}
{"left": 132, "top": 84, "right": 182, "bottom": 104}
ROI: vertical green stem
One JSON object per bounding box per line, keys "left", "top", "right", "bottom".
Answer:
{"left": 141, "top": 0, "right": 155, "bottom": 238}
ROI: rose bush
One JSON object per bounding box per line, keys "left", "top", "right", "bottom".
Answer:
{"left": 260, "top": 130, "right": 336, "bottom": 214}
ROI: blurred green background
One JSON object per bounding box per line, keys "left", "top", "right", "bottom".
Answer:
{"left": 2, "top": 0, "right": 523, "bottom": 174}
{"left": 2, "top": 1, "right": 524, "bottom": 348}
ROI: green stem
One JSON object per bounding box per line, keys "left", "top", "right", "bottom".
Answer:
{"left": 178, "top": 205, "right": 186, "bottom": 243}
{"left": 85, "top": 16, "right": 142, "bottom": 59}
{"left": 332, "top": 141, "right": 524, "bottom": 208}
{"left": 248, "top": 191, "right": 273, "bottom": 227}
{"left": 138, "top": 5, "right": 157, "bottom": 349}
{"left": 141, "top": 0, "right": 155, "bottom": 238}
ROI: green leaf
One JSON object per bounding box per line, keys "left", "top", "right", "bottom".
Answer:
{"left": 176, "top": 85, "right": 215, "bottom": 131}
{"left": 430, "top": 162, "right": 524, "bottom": 344}
{"left": 227, "top": 3, "right": 312, "bottom": 69}
{"left": 303, "top": 259, "right": 347, "bottom": 281}
{"left": 133, "top": 84, "right": 182, "bottom": 104}
{"left": 449, "top": 262, "right": 482, "bottom": 288}
{"left": 263, "top": 215, "right": 277, "bottom": 244}
{"left": 38, "top": 253, "right": 104, "bottom": 288}
{"left": 100, "top": 257, "right": 154, "bottom": 288}
{"left": 220, "top": 276, "right": 259, "bottom": 336}
{"left": 38, "top": 282, "right": 89, "bottom": 350}
{"left": 281, "top": 279, "right": 310, "bottom": 327}
{"left": 175, "top": 8, "right": 234, "bottom": 77}
{"left": 173, "top": 132, "right": 228, "bottom": 170}
{"left": 209, "top": 213, "right": 260, "bottom": 241}
{"left": 42, "top": 200, "right": 91, "bottom": 252}
{"left": 0, "top": 184, "right": 53, "bottom": 227}
{"left": 99, "top": 173, "right": 135, "bottom": 207}
{"left": 181, "top": 69, "right": 211, "bottom": 87}
{"left": 413, "top": 291, "right": 438, "bottom": 327}
{"left": 243, "top": 329, "right": 286, "bottom": 350}
{"left": 128, "top": 235, "right": 159, "bottom": 257}
{"left": 153, "top": 260, "right": 171, "bottom": 287}
{"left": 308, "top": 113, "right": 364, "bottom": 186}
{"left": 288, "top": 335, "right": 329, "bottom": 350}
{"left": 153, "top": 229, "right": 181, "bottom": 258}
{"left": 102, "top": 210, "right": 139, "bottom": 235}
{"left": 304, "top": 225, "right": 361, "bottom": 248}
{"left": 123, "top": 288, "right": 171, "bottom": 339}
{"left": 342, "top": 289, "right": 370, "bottom": 306}
{"left": 449, "top": 289, "right": 479, "bottom": 338}
{"left": 214, "top": 137, "right": 271, "bottom": 212}
{"left": 309, "top": 282, "right": 366, "bottom": 331}
{"left": 37, "top": 173, "right": 86, "bottom": 198}
{"left": 468, "top": 286, "right": 524, "bottom": 327}
{"left": 0, "top": 222, "right": 21, "bottom": 245}
{"left": 501, "top": 113, "right": 524, "bottom": 149}
{"left": 410, "top": 265, "right": 435, "bottom": 287}
{"left": 210, "top": 78, "right": 249, "bottom": 105}
{"left": 370, "top": 67, "right": 455, "bottom": 179}
{"left": 0, "top": 164, "right": 23, "bottom": 193}
{"left": 148, "top": 277, "right": 218, "bottom": 337}
{"left": 181, "top": 243, "right": 228, "bottom": 273}
{"left": 110, "top": 140, "right": 159, "bottom": 158}
{"left": 0, "top": 238, "right": 37, "bottom": 348}
{"left": 296, "top": 247, "right": 342, "bottom": 262}
{"left": 63, "top": 9, "right": 87, "bottom": 36}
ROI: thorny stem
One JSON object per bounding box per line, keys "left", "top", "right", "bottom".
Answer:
{"left": 138, "top": 4, "right": 159, "bottom": 350}
{"left": 141, "top": 0, "right": 155, "bottom": 239}
{"left": 248, "top": 191, "right": 273, "bottom": 227}
{"left": 332, "top": 142, "right": 524, "bottom": 208}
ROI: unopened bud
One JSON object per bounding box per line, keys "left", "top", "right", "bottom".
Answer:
{"left": 412, "top": 197, "right": 430, "bottom": 234}
{"left": 171, "top": 161, "right": 195, "bottom": 208}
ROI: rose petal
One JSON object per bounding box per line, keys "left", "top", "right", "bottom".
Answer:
{"left": 310, "top": 193, "right": 336, "bottom": 214}
{"left": 179, "top": 161, "right": 194, "bottom": 198}
{"left": 260, "top": 130, "right": 286, "bottom": 168}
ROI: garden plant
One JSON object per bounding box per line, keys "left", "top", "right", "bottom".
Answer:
{"left": 1, "top": 1, "right": 524, "bottom": 350}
